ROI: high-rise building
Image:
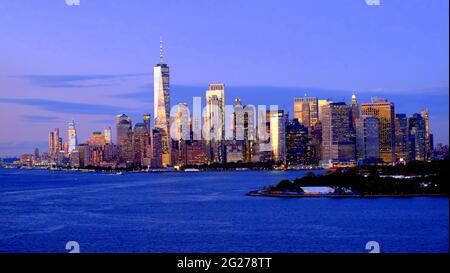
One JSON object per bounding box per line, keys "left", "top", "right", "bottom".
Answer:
{"left": 269, "top": 110, "right": 286, "bottom": 163}
{"left": 321, "top": 102, "right": 355, "bottom": 162}
{"left": 355, "top": 115, "right": 379, "bottom": 161}
{"left": 67, "top": 120, "right": 77, "bottom": 153}
{"left": 420, "top": 109, "right": 431, "bottom": 160}
{"left": 318, "top": 99, "right": 333, "bottom": 122}
{"left": 205, "top": 83, "right": 226, "bottom": 163}
{"left": 154, "top": 37, "right": 171, "bottom": 166}
{"left": 232, "top": 99, "right": 256, "bottom": 162}
{"left": 408, "top": 113, "right": 427, "bottom": 161}
{"left": 394, "top": 114, "right": 409, "bottom": 161}
{"left": 48, "top": 128, "right": 61, "bottom": 159}
{"left": 143, "top": 114, "right": 151, "bottom": 134}
{"left": 133, "top": 123, "right": 148, "bottom": 167}
{"left": 361, "top": 98, "right": 396, "bottom": 163}
{"left": 48, "top": 131, "right": 55, "bottom": 158}
{"left": 350, "top": 92, "right": 359, "bottom": 128}
{"left": 294, "top": 96, "right": 318, "bottom": 128}
{"left": 286, "top": 119, "right": 309, "bottom": 165}
{"left": 103, "top": 127, "right": 112, "bottom": 144}
{"left": 115, "top": 114, "right": 133, "bottom": 164}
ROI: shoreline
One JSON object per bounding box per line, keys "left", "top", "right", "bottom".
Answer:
{"left": 246, "top": 192, "right": 449, "bottom": 198}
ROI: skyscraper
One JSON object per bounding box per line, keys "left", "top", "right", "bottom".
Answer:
{"left": 115, "top": 114, "right": 133, "bottom": 164}
{"left": 355, "top": 115, "right": 379, "bottom": 161}
{"left": 408, "top": 113, "right": 427, "bottom": 161}
{"left": 154, "top": 37, "right": 171, "bottom": 166}
{"left": 394, "top": 114, "right": 409, "bottom": 161}
{"left": 269, "top": 110, "right": 286, "bottom": 163}
{"left": 294, "top": 96, "right": 318, "bottom": 128}
{"left": 420, "top": 108, "right": 431, "bottom": 160}
{"left": 67, "top": 120, "right": 77, "bottom": 153}
{"left": 321, "top": 102, "right": 355, "bottom": 162}
{"left": 361, "top": 98, "right": 396, "bottom": 163}
{"left": 318, "top": 99, "right": 333, "bottom": 122}
{"left": 286, "top": 119, "right": 309, "bottom": 165}
{"left": 350, "top": 92, "right": 359, "bottom": 128}
{"left": 103, "top": 127, "right": 112, "bottom": 144}
{"left": 205, "top": 83, "right": 226, "bottom": 163}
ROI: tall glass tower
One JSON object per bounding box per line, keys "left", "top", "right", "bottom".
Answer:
{"left": 68, "top": 120, "right": 77, "bottom": 153}
{"left": 154, "top": 37, "right": 171, "bottom": 166}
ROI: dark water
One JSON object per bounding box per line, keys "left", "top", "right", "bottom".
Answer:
{"left": 0, "top": 168, "right": 448, "bottom": 253}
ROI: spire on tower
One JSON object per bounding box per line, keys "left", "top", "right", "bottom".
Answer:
{"left": 159, "top": 36, "right": 164, "bottom": 64}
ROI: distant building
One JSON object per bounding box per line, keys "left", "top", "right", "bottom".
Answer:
{"left": 355, "top": 115, "right": 379, "bottom": 161}
{"left": 115, "top": 114, "right": 134, "bottom": 164}
{"left": 205, "top": 83, "right": 226, "bottom": 163}
{"left": 294, "top": 96, "right": 318, "bottom": 128}
{"left": 321, "top": 102, "right": 355, "bottom": 162}
{"left": 269, "top": 110, "right": 286, "bottom": 163}
{"left": 394, "top": 114, "right": 409, "bottom": 161}
{"left": 361, "top": 98, "right": 396, "bottom": 163}
{"left": 286, "top": 119, "right": 308, "bottom": 165}
{"left": 67, "top": 120, "right": 77, "bottom": 153}
{"left": 408, "top": 113, "right": 427, "bottom": 161}
{"left": 349, "top": 92, "right": 359, "bottom": 129}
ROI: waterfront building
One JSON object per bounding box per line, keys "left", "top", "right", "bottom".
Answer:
{"left": 321, "top": 102, "right": 355, "bottom": 162}
{"left": 286, "top": 119, "right": 309, "bottom": 165}
{"left": 154, "top": 37, "right": 171, "bottom": 166}
{"left": 361, "top": 98, "right": 396, "bottom": 163}
{"left": 205, "top": 83, "right": 226, "bottom": 163}
{"left": 115, "top": 114, "right": 134, "bottom": 164}
{"left": 355, "top": 115, "right": 380, "bottom": 161}
{"left": 269, "top": 110, "right": 286, "bottom": 163}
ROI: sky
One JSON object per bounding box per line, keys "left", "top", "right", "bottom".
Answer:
{"left": 0, "top": 0, "right": 448, "bottom": 157}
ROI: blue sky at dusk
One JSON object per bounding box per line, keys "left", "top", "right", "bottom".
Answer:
{"left": 0, "top": 0, "right": 448, "bottom": 156}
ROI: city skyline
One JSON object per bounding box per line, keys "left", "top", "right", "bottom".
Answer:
{"left": 0, "top": 0, "right": 448, "bottom": 156}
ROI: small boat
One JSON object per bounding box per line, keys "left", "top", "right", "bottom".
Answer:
{"left": 184, "top": 168, "right": 200, "bottom": 172}
{"left": 116, "top": 171, "right": 124, "bottom": 175}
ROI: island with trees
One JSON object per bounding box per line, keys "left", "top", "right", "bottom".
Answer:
{"left": 247, "top": 160, "right": 449, "bottom": 198}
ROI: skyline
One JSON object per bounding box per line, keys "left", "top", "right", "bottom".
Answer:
{"left": 0, "top": 0, "right": 448, "bottom": 156}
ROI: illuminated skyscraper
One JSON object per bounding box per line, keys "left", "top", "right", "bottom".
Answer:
{"left": 143, "top": 114, "right": 151, "bottom": 134}
{"left": 321, "top": 102, "right": 355, "bottom": 162}
{"left": 420, "top": 109, "right": 431, "bottom": 160}
{"left": 269, "top": 110, "right": 286, "bottom": 163}
{"left": 286, "top": 119, "right": 308, "bottom": 165}
{"left": 361, "top": 98, "right": 396, "bottom": 163}
{"left": 103, "top": 127, "right": 112, "bottom": 144}
{"left": 115, "top": 114, "right": 133, "bottom": 164}
{"left": 205, "top": 83, "right": 225, "bottom": 163}
{"left": 408, "top": 113, "right": 426, "bottom": 161}
{"left": 154, "top": 37, "right": 171, "bottom": 166}
{"left": 318, "top": 99, "right": 333, "bottom": 122}
{"left": 294, "top": 96, "right": 318, "bottom": 128}
{"left": 67, "top": 120, "right": 77, "bottom": 153}
{"left": 350, "top": 92, "right": 359, "bottom": 128}
{"left": 394, "top": 114, "right": 409, "bottom": 161}
{"left": 355, "top": 115, "right": 379, "bottom": 161}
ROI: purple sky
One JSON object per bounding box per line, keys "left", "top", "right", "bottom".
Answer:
{"left": 0, "top": 0, "right": 448, "bottom": 157}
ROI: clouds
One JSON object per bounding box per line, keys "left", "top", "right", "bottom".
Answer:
{"left": 0, "top": 98, "right": 132, "bottom": 116}
{"left": 15, "top": 73, "right": 149, "bottom": 88}
{"left": 21, "top": 115, "right": 59, "bottom": 123}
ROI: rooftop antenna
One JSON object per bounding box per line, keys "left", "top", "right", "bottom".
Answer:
{"left": 159, "top": 36, "right": 164, "bottom": 64}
